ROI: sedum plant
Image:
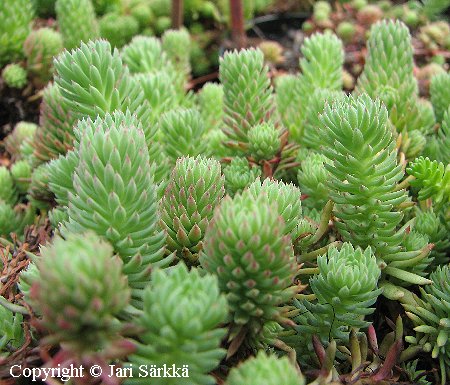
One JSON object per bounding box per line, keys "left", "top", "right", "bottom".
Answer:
{"left": 160, "top": 156, "right": 225, "bottom": 264}
{"left": 25, "top": 232, "right": 130, "bottom": 354}
{"left": 198, "top": 83, "right": 224, "bottom": 132}
{"left": 159, "top": 108, "right": 207, "bottom": 164}
{"left": 248, "top": 123, "right": 281, "bottom": 161}
{"left": 223, "top": 157, "right": 261, "bottom": 196}
{"left": 23, "top": 27, "right": 63, "bottom": 83}
{"left": 1, "top": 64, "right": 27, "bottom": 89}
{"left": 317, "top": 94, "right": 430, "bottom": 286}
{"left": 220, "top": 48, "right": 274, "bottom": 150}
{"left": 0, "top": 305, "right": 24, "bottom": 358}
{"left": 356, "top": 20, "right": 426, "bottom": 135}
{"left": 126, "top": 264, "right": 228, "bottom": 385}
{"left": 33, "top": 83, "right": 76, "bottom": 164}
{"left": 60, "top": 111, "right": 170, "bottom": 307}
{"left": 200, "top": 191, "right": 300, "bottom": 352}
{"left": 403, "top": 265, "right": 450, "bottom": 385}
{"left": 0, "top": 0, "right": 34, "bottom": 66}
{"left": 0, "top": 167, "right": 18, "bottom": 206}
{"left": 225, "top": 351, "right": 305, "bottom": 385}
{"left": 5, "top": 122, "right": 37, "bottom": 161}
{"left": 55, "top": 0, "right": 99, "bottom": 50}
{"left": 10, "top": 160, "right": 32, "bottom": 195}
{"left": 290, "top": 243, "right": 382, "bottom": 363}
{"left": 430, "top": 72, "right": 450, "bottom": 123}
{"left": 99, "top": 13, "right": 139, "bottom": 48}
{"left": 161, "top": 28, "right": 191, "bottom": 81}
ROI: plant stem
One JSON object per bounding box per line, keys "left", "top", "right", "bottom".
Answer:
{"left": 229, "top": 0, "right": 246, "bottom": 48}
{"left": 172, "top": 0, "right": 184, "bottom": 29}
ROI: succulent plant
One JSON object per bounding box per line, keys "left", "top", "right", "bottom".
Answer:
{"left": 430, "top": 72, "right": 450, "bottom": 123}
{"left": 122, "top": 36, "right": 168, "bottom": 73}
{"left": 92, "top": 0, "right": 120, "bottom": 15}
{"left": 4, "top": 122, "right": 37, "bottom": 162}
{"left": 159, "top": 108, "right": 207, "bottom": 164}
{"left": 160, "top": 156, "right": 225, "bottom": 264}
{"left": 0, "top": 167, "right": 18, "bottom": 206}
{"left": 0, "top": 305, "right": 24, "bottom": 357}
{"left": 126, "top": 264, "right": 228, "bottom": 385}
{"left": 205, "top": 129, "right": 233, "bottom": 159}
{"left": 0, "top": 201, "right": 16, "bottom": 237}
{"left": 1, "top": 64, "right": 27, "bottom": 89}
{"left": 200, "top": 191, "right": 299, "bottom": 350}
{"left": 23, "top": 27, "right": 63, "bottom": 83}
{"left": 225, "top": 351, "right": 305, "bottom": 385}
{"left": 0, "top": 0, "right": 34, "bottom": 66}
{"left": 297, "top": 152, "right": 332, "bottom": 211}
{"left": 258, "top": 40, "right": 284, "bottom": 65}
{"left": 247, "top": 178, "right": 303, "bottom": 240}
{"left": 161, "top": 28, "right": 191, "bottom": 80}
{"left": 61, "top": 111, "right": 170, "bottom": 307}
{"left": 26, "top": 232, "right": 130, "bottom": 353}
{"left": 336, "top": 21, "right": 356, "bottom": 42}
{"left": 99, "top": 13, "right": 139, "bottom": 48}
{"left": 291, "top": 243, "right": 382, "bottom": 364}
{"left": 279, "top": 32, "right": 344, "bottom": 142}
{"left": 356, "top": 20, "right": 422, "bottom": 134}
{"left": 10, "top": 160, "right": 32, "bottom": 195}
{"left": 223, "top": 157, "right": 261, "bottom": 196}
{"left": 198, "top": 83, "right": 224, "bottom": 132}
{"left": 47, "top": 150, "right": 78, "bottom": 207}
{"left": 220, "top": 48, "right": 274, "bottom": 150}
{"left": 28, "top": 163, "right": 54, "bottom": 209}
{"left": 55, "top": 0, "right": 99, "bottom": 50}
{"left": 407, "top": 157, "right": 450, "bottom": 207}
{"left": 318, "top": 94, "right": 433, "bottom": 286}
{"left": 403, "top": 265, "right": 450, "bottom": 385}
{"left": 33, "top": 83, "right": 76, "bottom": 165}
{"left": 248, "top": 123, "right": 281, "bottom": 161}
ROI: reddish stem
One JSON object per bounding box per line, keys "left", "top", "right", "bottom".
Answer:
{"left": 172, "top": 0, "right": 184, "bottom": 29}
{"left": 229, "top": 0, "right": 246, "bottom": 48}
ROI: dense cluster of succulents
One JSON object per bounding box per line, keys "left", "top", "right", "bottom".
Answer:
{"left": 0, "top": 3, "right": 450, "bottom": 384}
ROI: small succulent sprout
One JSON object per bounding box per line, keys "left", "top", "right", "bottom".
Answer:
{"left": 403, "top": 265, "right": 450, "bottom": 385}
{"left": 33, "top": 83, "right": 76, "bottom": 165}
{"left": 1, "top": 64, "right": 27, "bottom": 89}
{"left": 4, "top": 122, "right": 37, "bottom": 162}
{"left": 47, "top": 149, "right": 78, "bottom": 207}
{"left": 0, "top": 0, "right": 34, "bottom": 66}
{"left": 247, "top": 178, "right": 302, "bottom": 240}
{"left": 258, "top": 40, "right": 284, "bottom": 65}
{"left": 297, "top": 152, "right": 332, "bottom": 210}
{"left": 220, "top": 48, "right": 274, "bottom": 149}
{"left": 415, "top": 208, "right": 450, "bottom": 268}
{"left": 205, "top": 129, "right": 233, "bottom": 159}
{"left": 26, "top": 232, "right": 130, "bottom": 353}
{"left": 223, "top": 157, "right": 261, "bottom": 196}
{"left": 160, "top": 156, "right": 225, "bottom": 264}
{"left": 403, "top": 130, "right": 427, "bottom": 159}
{"left": 311, "top": 243, "right": 382, "bottom": 316}
{"left": 225, "top": 351, "right": 305, "bottom": 385}
{"left": 357, "top": 4, "right": 384, "bottom": 26}
{"left": 159, "top": 108, "right": 207, "bottom": 163}
{"left": 10, "top": 160, "right": 32, "bottom": 195}
{"left": 0, "top": 201, "right": 16, "bottom": 237}
{"left": 48, "top": 207, "right": 69, "bottom": 228}
{"left": 285, "top": 32, "right": 344, "bottom": 142}
{"left": 23, "top": 27, "right": 63, "bottom": 83}
{"left": 430, "top": 72, "right": 450, "bottom": 123}
{"left": 0, "top": 304, "right": 24, "bottom": 356}
{"left": 99, "top": 13, "right": 139, "bottom": 48}
{"left": 336, "top": 21, "right": 356, "bottom": 42}
{"left": 126, "top": 264, "right": 228, "bottom": 385}
{"left": 122, "top": 36, "right": 170, "bottom": 74}
{"left": 0, "top": 167, "right": 18, "bottom": 206}
{"left": 407, "top": 157, "right": 450, "bottom": 206}
{"left": 356, "top": 20, "right": 421, "bottom": 133}
{"left": 161, "top": 28, "right": 191, "bottom": 80}
{"left": 63, "top": 111, "right": 170, "bottom": 307}
{"left": 55, "top": 0, "right": 99, "bottom": 50}
{"left": 198, "top": 83, "right": 224, "bottom": 132}
{"left": 248, "top": 123, "right": 281, "bottom": 161}
{"left": 200, "top": 191, "right": 299, "bottom": 349}
{"left": 28, "top": 163, "right": 54, "bottom": 209}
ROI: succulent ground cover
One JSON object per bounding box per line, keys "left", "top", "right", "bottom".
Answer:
{"left": 0, "top": 1, "right": 450, "bottom": 385}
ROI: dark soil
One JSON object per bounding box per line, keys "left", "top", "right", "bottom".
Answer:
{"left": 0, "top": 80, "right": 41, "bottom": 141}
